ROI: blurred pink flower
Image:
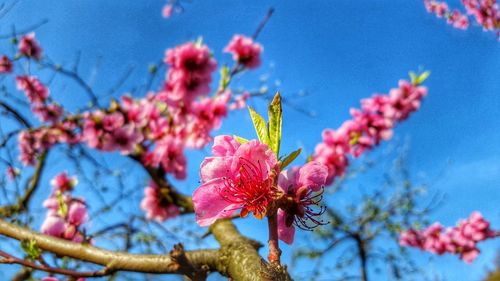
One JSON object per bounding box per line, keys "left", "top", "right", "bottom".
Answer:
{"left": 18, "top": 32, "right": 42, "bottom": 60}
{"left": 224, "top": 35, "right": 263, "bottom": 69}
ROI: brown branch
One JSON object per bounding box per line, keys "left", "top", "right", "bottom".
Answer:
{"left": 11, "top": 267, "right": 32, "bottom": 281}
{"left": 267, "top": 213, "right": 281, "bottom": 265}
{"left": 0, "top": 218, "right": 222, "bottom": 276}
{"left": 209, "top": 219, "right": 291, "bottom": 281}
{"left": 252, "top": 8, "right": 275, "bottom": 40}
{"left": 0, "top": 150, "right": 48, "bottom": 217}
{"left": 0, "top": 101, "right": 32, "bottom": 128}
{"left": 353, "top": 234, "right": 368, "bottom": 281}
{"left": 0, "top": 250, "right": 111, "bottom": 278}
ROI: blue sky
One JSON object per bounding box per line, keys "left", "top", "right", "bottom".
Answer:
{"left": 1, "top": 0, "right": 499, "bottom": 280}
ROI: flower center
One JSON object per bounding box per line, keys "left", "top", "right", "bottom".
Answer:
{"left": 218, "top": 157, "right": 273, "bottom": 219}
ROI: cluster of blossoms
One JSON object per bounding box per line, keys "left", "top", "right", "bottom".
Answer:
{"left": 423, "top": 0, "right": 500, "bottom": 40}
{"left": 16, "top": 75, "right": 64, "bottom": 123}
{"left": 140, "top": 181, "right": 180, "bottom": 221}
{"left": 18, "top": 121, "right": 78, "bottom": 165}
{"left": 40, "top": 172, "right": 89, "bottom": 243}
{"left": 14, "top": 36, "right": 261, "bottom": 220}
{"left": 313, "top": 79, "right": 428, "bottom": 185}
{"left": 193, "top": 134, "right": 328, "bottom": 244}
{"left": 424, "top": 0, "right": 470, "bottom": 29}
{"left": 399, "top": 212, "right": 499, "bottom": 263}
{"left": 14, "top": 33, "right": 65, "bottom": 123}
{"left": 17, "top": 37, "right": 259, "bottom": 172}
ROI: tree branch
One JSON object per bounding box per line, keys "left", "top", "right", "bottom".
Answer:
{"left": 0, "top": 218, "right": 221, "bottom": 276}
{"left": 0, "top": 150, "right": 48, "bottom": 217}
{"left": 210, "top": 219, "right": 291, "bottom": 281}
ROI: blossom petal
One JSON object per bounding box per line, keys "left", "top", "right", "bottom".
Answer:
{"left": 212, "top": 135, "right": 240, "bottom": 157}
{"left": 235, "top": 140, "right": 277, "bottom": 179}
{"left": 297, "top": 161, "right": 328, "bottom": 192}
{"left": 193, "top": 178, "right": 240, "bottom": 226}
{"left": 199, "top": 156, "right": 233, "bottom": 183}
{"left": 277, "top": 168, "right": 297, "bottom": 193}
{"left": 277, "top": 209, "right": 295, "bottom": 245}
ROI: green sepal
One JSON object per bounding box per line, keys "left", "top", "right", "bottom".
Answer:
{"left": 280, "top": 148, "right": 302, "bottom": 169}
{"left": 233, "top": 135, "right": 250, "bottom": 144}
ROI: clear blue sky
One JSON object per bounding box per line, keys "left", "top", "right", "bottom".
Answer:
{"left": 0, "top": 0, "right": 499, "bottom": 280}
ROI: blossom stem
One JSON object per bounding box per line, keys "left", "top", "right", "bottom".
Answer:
{"left": 267, "top": 212, "right": 281, "bottom": 265}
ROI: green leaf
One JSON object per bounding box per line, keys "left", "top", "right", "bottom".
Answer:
{"left": 219, "top": 65, "right": 230, "bottom": 90}
{"left": 280, "top": 148, "right": 302, "bottom": 169}
{"left": 416, "top": 70, "right": 431, "bottom": 85}
{"left": 268, "top": 91, "right": 283, "bottom": 155}
{"left": 233, "top": 135, "right": 249, "bottom": 144}
{"left": 21, "top": 239, "right": 41, "bottom": 260}
{"left": 247, "top": 106, "right": 269, "bottom": 145}
{"left": 409, "top": 70, "right": 431, "bottom": 85}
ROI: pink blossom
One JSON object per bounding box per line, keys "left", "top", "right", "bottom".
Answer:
{"left": 399, "top": 229, "right": 423, "bottom": 247}
{"left": 211, "top": 134, "right": 241, "bottom": 156}
{"left": 41, "top": 174, "right": 89, "bottom": 242}
{"left": 313, "top": 128, "right": 350, "bottom": 185}
{"left": 424, "top": 0, "right": 449, "bottom": 17}
{"left": 146, "top": 135, "right": 187, "bottom": 179}
{"left": 193, "top": 136, "right": 278, "bottom": 226}
{"left": 0, "top": 55, "right": 13, "bottom": 73}
{"left": 50, "top": 172, "right": 78, "bottom": 193}
{"left": 6, "top": 166, "right": 20, "bottom": 181}
{"left": 41, "top": 215, "right": 66, "bottom": 237}
{"left": 162, "top": 41, "right": 217, "bottom": 104}
{"left": 140, "top": 181, "right": 180, "bottom": 222}
{"left": 102, "top": 112, "right": 125, "bottom": 131}
{"left": 229, "top": 91, "right": 251, "bottom": 110}
{"left": 224, "top": 35, "right": 263, "bottom": 69}
{"left": 32, "top": 103, "right": 63, "bottom": 123}
{"left": 41, "top": 196, "right": 88, "bottom": 241}
{"left": 68, "top": 201, "right": 88, "bottom": 226}
{"left": 18, "top": 32, "right": 42, "bottom": 60}
{"left": 16, "top": 76, "right": 49, "bottom": 104}
{"left": 102, "top": 124, "right": 143, "bottom": 154}
{"left": 42, "top": 277, "right": 60, "bottom": 281}
{"left": 448, "top": 10, "right": 470, "bottom": 29}
{"left": 277, "top": 161, "right": 328, "bottom": 244}
{"left": 18, "top": 128, "right": 60, "bottom": 165}
{"left": 162, "top": 3, "right": 173, "bottom": 18}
